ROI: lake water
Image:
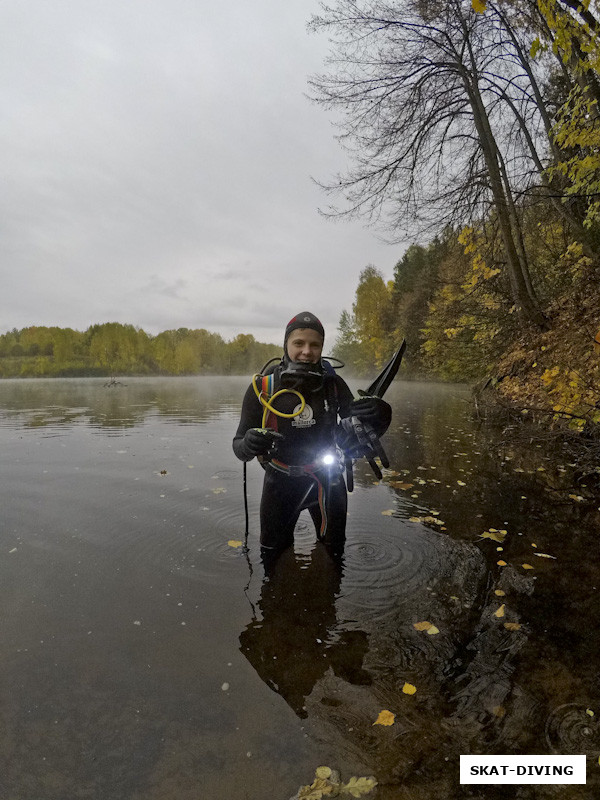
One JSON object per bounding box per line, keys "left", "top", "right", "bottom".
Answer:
{"left": 1, "top": 377, "right": 599, "bottom": 799}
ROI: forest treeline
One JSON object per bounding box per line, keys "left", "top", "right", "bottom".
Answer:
{"left": 0, "top": 324, "right": 281, "bottom": 378}
{"left": 318, "top": 0, "right": 600, "bottom": 430}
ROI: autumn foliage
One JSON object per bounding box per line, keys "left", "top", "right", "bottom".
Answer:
{"left": 324, "top": 1, "right": 600, "bottom": 429}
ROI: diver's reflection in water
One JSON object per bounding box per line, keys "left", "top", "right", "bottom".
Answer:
{"left": 239, "top": 544, "right": 371, "bottom": 718}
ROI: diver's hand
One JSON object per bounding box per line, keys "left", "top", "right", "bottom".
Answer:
{"left": 243, "top": 428, "right": 283, "bottom": 456}
{"left": 349, "top": 396, "right": 391, "bottom": 424}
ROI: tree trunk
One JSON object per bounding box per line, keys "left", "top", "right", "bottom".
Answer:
{"left": 458, "top": 32, "right": 548, "bottom": 328}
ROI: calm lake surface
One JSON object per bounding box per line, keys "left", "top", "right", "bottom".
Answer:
{"left": 1, "top": 376, "right": 599, "bottom": 799}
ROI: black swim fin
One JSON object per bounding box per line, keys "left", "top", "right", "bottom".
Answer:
{"left": 358, "top": 340, "right": 406, "bottom": 399}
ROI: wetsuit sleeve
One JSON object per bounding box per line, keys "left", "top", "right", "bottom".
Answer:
{"left": 232, "top": 383, "right": 264, "bottom": 461}
{"left": 334, "top": 376, "right": 355, "bottom": 419}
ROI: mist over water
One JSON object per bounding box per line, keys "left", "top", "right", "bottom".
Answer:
{"left": 1, "top": 377, "right": 598, "bottom": 799}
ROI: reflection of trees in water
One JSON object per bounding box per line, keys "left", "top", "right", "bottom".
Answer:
{"left": 0, "top": 377, "right": 243, "bottom": 429}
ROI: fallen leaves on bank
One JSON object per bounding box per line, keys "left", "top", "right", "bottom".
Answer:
{"left": 291, "top": 766, "right": 377, "bottom": 799}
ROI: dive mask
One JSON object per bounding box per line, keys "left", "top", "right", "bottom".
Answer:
{"left": 279, "top": 360, "right": 325, "bottom": 392}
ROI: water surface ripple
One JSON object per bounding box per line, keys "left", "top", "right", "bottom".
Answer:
{"left": 1, "top": 377, "right": 599, "bottom": 800}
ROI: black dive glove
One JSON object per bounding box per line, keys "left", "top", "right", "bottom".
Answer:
{"left": 349, "top": 396, "right": 391, "bottom": 425}
{"left": 242, "top": 427, "right": 283, "bottom": 457}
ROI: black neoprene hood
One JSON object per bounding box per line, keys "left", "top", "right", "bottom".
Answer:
{"left": 283, "top": 312, "right": 325, "bottom": 351}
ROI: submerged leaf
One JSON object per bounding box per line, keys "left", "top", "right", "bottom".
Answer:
{"left": 340, "top": 775, "right": 378, "bottom": 797}
{"left": 522, "top": 563, "right": 534, "bottom": 570}
{"left": 373, "top": 709, "right": 395, "bottom": 726}
{"left": 413, "top": 621, "right": 433, "bottom": 631}
{"left": 494, "top": 604, "right": 505, "bottom": 618}
{"left": 413, "top": 619, "right": 439, "bottom": 634}
{"left": 504, "top": 622, "right": 521, "bottom": 631}
{"left": 422, "top": 515, "right": 445, "bottom": 526}
{"left": 228, "top": 540, "right": 243, "bottom": 548}
{"left": 295, "top": 767, "right": 375, "bottom": 800}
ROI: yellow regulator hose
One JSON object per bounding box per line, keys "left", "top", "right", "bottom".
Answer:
{"left": 251, "top": 374, "right": 306, "bottom": 428}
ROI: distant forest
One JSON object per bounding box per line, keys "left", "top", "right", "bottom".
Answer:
{"left": 0, "top": 324, "right": 282, "bottom": 378}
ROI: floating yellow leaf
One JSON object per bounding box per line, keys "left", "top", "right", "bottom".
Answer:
{"left": 228, "top": 540, "right": 243, "bottom": 548}
{"left": 390, "top": 481, "right": 413, "bottom": 490}
{"left": 457, "top": 480, "right": 466, "bottom": 486}
{"left": 495, "top": 590, "right": 506, "bottom": 596}
{"left": 408, "top": 516, "right": 421, "bottom": 523}
{"left": 522, "top": 563, "right": 534, "bottom": 570}
{"left": 340, "top": 776, "right": 378, "bottom": 797}
{"left": 494, "top": 604, "right": 505, "bottom": 618}
{"left": 297, "top": 777, "right": 333, "bottom": 800}
{"left": 533, "top": 552, "right": 557, "bottom": 559}
{"left": 212, "top": 487, "right": 227, "bottom": 494}
{"left": 426, "top": 625, "right": 440, "bottom": 635}
{"left": 402, "top": 682, "right": 417, "bottom": 695}
{"left": 373, "top": 709, "right": 395, "bottom": 726}
{"left": 497, "top": 560, "right": 507, "bottom": 566}
{"left": 504, "top": 622, "right": 521, "bottom": 631}
{"left": 586, "top": 709, "right": 594, "bottom": 717}
{"left": 480, "top": 530, "right": 506, "bottom": 543}
{"left": 381, "top": 509, "right": 395, "bottom": 516}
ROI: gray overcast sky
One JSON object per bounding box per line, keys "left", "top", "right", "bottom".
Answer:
{"left": 0, "top": 0, "right": 403, "bottom": 346}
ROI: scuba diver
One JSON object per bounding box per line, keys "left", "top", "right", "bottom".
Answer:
{"left": 232, "top": 311, "right": 392, "bottom": 561}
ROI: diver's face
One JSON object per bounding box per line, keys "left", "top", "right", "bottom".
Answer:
{"left": 286, "top": 329, "right": 324, "bottom": 363}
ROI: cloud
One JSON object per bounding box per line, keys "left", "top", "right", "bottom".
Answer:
{"left": 0, "top": 0, "right": 401, "bottom": 343}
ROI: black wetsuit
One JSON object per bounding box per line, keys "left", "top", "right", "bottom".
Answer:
{"left": 232, "top": 363, "right": 390, "bottom": 552}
